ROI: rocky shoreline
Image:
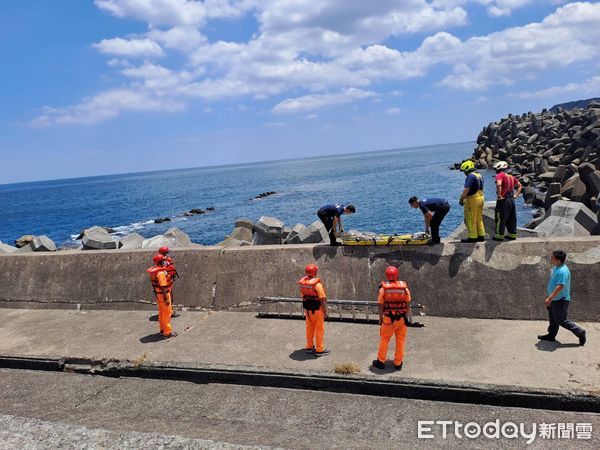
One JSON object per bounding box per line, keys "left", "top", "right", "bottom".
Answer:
{"left": 4, "top": 104, "right": 600, "bottom": 255}
{"left": 462, "top": 99, "right": 600, "bottom": 237}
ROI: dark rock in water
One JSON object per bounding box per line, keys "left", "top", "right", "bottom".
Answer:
{"left": 154, "top": 217, "right": 171, "bottom": 224}
{"left": 206, "top": 207, "right": 215, "bottom": 211}
{"left": 189, "top": 208, "right": 205, "bottom": 215}
{"left": 15, "top": 235, "right": 34, "bottom": 248}
{"left": 252, "top": 191, "right": 277, "bottom": 200}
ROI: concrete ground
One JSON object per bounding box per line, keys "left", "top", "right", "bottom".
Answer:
{"left": 0, "top": 309, "right": 598, "bottom": 394}
{"left": 1, "top": 369, "right": 599, "bottom": 449}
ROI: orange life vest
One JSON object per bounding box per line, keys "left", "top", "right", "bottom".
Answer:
{"left": 164, "top": 257, "right": 177, "bottom": 280}
{"left": 381, "top": 280, "right": 410, "bottom": 318}
{"left": 147, "top": 266, "right": 172, "bottom": 295}
{"left": 298, "top": 276, "right": 322, "bottom": 311}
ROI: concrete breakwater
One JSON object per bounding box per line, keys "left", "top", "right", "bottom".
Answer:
{"left": 1, "top": 238, "right": 599, "bottom": 321}
{"left": 465, "top": 100, "right": 600, "bottom": 236}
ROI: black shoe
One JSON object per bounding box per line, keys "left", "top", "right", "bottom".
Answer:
{"left": 315, "top": 349, "right": 331, "bottom": 357}
{"left": 305, "top": 347, "right": 315, "bottom": 354}
{"left": 504, "top": 236, "right": 516, "bottom": 241}
{"left": 579, "top": 331, "right": 587, "bottom": 346}
{"left": 460, "top": 238, "right": 477, "bottom": 243}
{"left": 171, "top": 312, "right": 180, "bottom": 318}
{"left": 162, "top": 331, "right": 178, "bottom": 339}
{"left": 492, "top": 237, "right": 504, "bottom": 242}
{"left": 477, "top": 236, "right": 485, "bottom": 242}
{"left": 394, "top": 362, "right": 403, "bottom": 371}
{"left": 372, "top": 359, "right": 385, "bottom": 370}
{"left": 538, "top": 334, "right": 556, "bottom": 342}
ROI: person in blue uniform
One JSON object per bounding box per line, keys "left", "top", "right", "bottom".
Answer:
{"left": 317, "top": 204, "right": 355, "bottom": 246}
{"left": 409, "top": 196, "right": 450, "bottom": 245}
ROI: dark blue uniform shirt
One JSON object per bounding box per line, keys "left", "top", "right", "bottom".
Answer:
{"left": 318, "top": 204, "right": 345, "bottom": 217}
{"left": 464, "top": 172, "right": 484, "bottom": 196}
{"left": 418, "top": 198, "right": 449, "bottom": 214}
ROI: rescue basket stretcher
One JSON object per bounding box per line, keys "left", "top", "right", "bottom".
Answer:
{"left": 340, "top": 231, "right": 431, "bottom": 246}
{"left": 257, "top": 296, "right": 425, "bottom": 325}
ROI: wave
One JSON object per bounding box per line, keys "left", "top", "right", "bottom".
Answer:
{"left": 70, "top": 219, "right": 155, "bottom": 241}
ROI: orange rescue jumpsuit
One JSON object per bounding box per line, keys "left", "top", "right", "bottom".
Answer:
{"left": 147, "top": 266, "right": 173, "bottom": 336}
{"left": 298, "top": 276, "right": 327, "bottom": 352}
{"left": 377, "top": 280, "right": 411, "bottom": 366}
{"left": 164, "top": 256, "right": 177, "bottom": 317}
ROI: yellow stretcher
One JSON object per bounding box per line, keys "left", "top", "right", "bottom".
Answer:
{"left": 342, "top": 233, "right": 431, "bottom": 246}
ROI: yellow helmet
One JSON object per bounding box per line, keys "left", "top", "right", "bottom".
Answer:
{"left": 460, "top": 160, "right": 475, "bottom": 173}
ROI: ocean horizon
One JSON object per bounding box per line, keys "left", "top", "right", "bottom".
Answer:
{"left": 0, "top": 141, "right": 535, "bottom": 247}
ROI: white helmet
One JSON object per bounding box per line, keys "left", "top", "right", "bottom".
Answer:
{"left": 493, "top": 161, "right": 509, "bottom": 171}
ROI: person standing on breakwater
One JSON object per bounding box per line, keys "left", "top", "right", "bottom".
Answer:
{"left": 146, "top": 254, "right": 177, "bottom": 339}
{"left": 317, "top": 203, "right": 355, "bottom": 246}
{"left": 492, "top": 161, "right": 522, "bottom": 242}
{"left": 159, "top": 246, "right": 179, "bottom": 317}
{"left": 408, "top": 196, "right": 450, "bottom": 245}
{"left": 372, "top": 266, "right": 411, "bottom": 371}
{"left": 538, "top": 251, "right": 586, "bottom": 346}
{"left": 458, "top": 160, "right": 485, "bottom": 243}
{"left": 298, "top": 264, "right": 330, "bottom": 356}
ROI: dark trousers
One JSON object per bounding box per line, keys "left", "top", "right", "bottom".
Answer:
{"left": 318, "top": 212, "right": 337, "bottom": 245}
{"left": 547, "top": 300, "right": 584, "bottom": 339}
{"left": 429, "top": 205, "right": 449, "bottom": 244}
{"left": 494, "top": 197, "right": 517, "bottom": 239}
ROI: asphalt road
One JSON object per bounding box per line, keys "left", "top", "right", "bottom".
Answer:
{"left": 0, "top": 369, "right": 598, "bottom": 449}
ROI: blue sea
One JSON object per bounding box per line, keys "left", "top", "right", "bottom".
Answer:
{"left": 0, "top": 142, "right": 535, "bottom": 247}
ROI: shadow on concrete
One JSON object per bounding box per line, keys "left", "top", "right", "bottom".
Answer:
{"left": 289, "top": 349, "right": 317, "bottom": 361}
{"left": 367, "top": 361, "right": 401, "bottom": 375}
{"left": 148, "top": 314, "right": 158, "bottom": 322}
{"left": 448, "top": 242, "right": 477, "bottom": 278}
{"left": 140, "top": 333, "right": 164, "bottom": 344}
{"left": 312, "top": 245, "right": 341, "bottom": 261}
{"left": 535, "top": 340, "right": 559, "bottom": 352}
{"left": 484, "top": 239, "right": 505, "bottom": 264}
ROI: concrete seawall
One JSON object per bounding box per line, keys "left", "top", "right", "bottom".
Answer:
{"left": 1, "top": 237, "right": 600, "bottom": 320}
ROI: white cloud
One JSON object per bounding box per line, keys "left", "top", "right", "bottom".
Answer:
{"left": 272, "top": 88, "right": 376, "bottom": 113}
{"left": 94, "top": 0, "right": 252, "bottom": 26}
{"left": 437, "top": 2, "right": 600, "bottom": 90}
{"left": 513, "top": 75, "right": 600, "bottom": 99}
{"left": 385, "top": 107, "right": 401, "bottom": 115}
{"left": 30, "top": 89, "right": 184, "bottom": 126}
{"left": 434, "top": 0, "right": 535, "bottom": 17}
{"left": 93, "top": 37, "right": 164, "bottom": 57}
{"left": 31, "top": 1, "right": 600, "bottom": 125}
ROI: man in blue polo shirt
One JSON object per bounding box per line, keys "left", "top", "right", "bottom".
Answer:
{"left": 317, "top": 204, "right": 355, "bottom": 246}
{"left": 538, "top": 250, "right": 586, "bottom": 345}
{"left": 409, "top": 196, "right": 450, "bottom": 245}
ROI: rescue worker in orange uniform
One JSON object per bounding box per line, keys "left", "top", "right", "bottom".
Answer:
{"left": 146, "top": 254, "right": 176, "bottom": 338}
{"left": 372, "top": 266, "right": 412, "bottom": 370}
{"left": 158, "top": 246, "right": 179, "bottom": 317}
{"left": 298, "top": 264, "right": 330, "bottom": 356}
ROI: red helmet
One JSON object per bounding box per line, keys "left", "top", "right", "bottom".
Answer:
{"left": 305, "top": 264, "right": 318, "bottom": 277}
{"left": 158, "top": 246, "right": 170, "bottom": 255}
{"left": 385, "top": 266, "right": 399, "bottom": 281}
{"left": 152, "top": 254, "right": 165, "bottom": 265}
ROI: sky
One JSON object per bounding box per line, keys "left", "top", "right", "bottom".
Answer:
{"left": 1, "top": 0, "right": 600, "bottom": 184}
